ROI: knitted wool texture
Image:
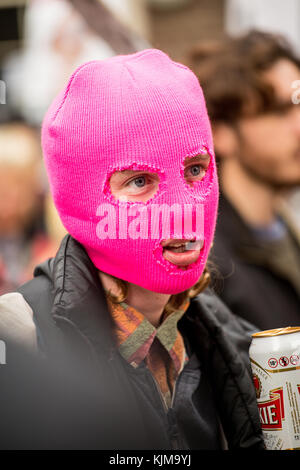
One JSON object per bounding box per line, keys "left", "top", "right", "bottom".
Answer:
{"left": 42, "top": 49, "right": 219, "bottom": 294}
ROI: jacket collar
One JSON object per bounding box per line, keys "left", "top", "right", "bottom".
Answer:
{"left": 46, "top": 235, "right": 206, "bottom": 358}
{"left": 49, "top": 235, "right": 116, "bottom": 357}
{"left": 45, "top": 234, "right": 245, "bottom": 352}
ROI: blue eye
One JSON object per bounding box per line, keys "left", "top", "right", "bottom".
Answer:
{"left": 190, "top": 165, "right": 201, "bottom": 176}
{"left": 133, "top": 176, "right": 146, "bottom": 187}
{"left": 184, "top": 162, "right": 207, "bottom": 186}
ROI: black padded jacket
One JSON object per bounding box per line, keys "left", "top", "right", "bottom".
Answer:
{"left": 14, "top": 234, "right": 265, "bottom": 450}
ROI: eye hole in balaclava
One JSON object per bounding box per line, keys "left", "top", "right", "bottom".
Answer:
{"left": 103, "top": 162, "right": 167, "bottom": 206}
{"left": 182, "top": 153, "right": 211, "bottom": 188}
{"left": 109, "top": 168, "right": 161, "bottom": 203}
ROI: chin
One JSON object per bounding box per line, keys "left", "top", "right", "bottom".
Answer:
{"left": 142, "top": 273, "right": 204, "bottom": 296}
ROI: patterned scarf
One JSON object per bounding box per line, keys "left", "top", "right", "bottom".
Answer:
{"left": 105, "top": 293, "right": 190, "bottom": 408}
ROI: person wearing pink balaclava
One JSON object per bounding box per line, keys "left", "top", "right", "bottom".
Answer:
{"left": 0, "top": 49, "right": 264, "bottom": 450}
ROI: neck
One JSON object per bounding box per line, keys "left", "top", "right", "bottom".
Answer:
{"left": 220, "top": 158, "right": 276, "bottom": 226}
{"left": 98, "top": 271, "right": 171, "bottom": 327}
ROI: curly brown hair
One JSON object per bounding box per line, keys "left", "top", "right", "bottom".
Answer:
{"left": 185, "top": 30, "right": 300, "bottom": 124}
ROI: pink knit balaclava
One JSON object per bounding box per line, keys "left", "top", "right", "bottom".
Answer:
{"left": 42, "top": 49, "right": 219, "bottom": 294}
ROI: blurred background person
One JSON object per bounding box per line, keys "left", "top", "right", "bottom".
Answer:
{"left": 0, "top": 122, "right": 58, "bottom": 294}
{"left": 187, "top": 30, "right": 300, "bottom": 329}
{"left": 224, "top": 0, "right": 300, "bottom": 237}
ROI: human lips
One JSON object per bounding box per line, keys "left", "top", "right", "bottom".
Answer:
{"left": 161, "top": 238, "right": 204, "bottom": 266}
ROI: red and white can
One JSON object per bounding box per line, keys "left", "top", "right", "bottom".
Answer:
{"left": 249, "top": 327, "right": 300, "bottom": 450}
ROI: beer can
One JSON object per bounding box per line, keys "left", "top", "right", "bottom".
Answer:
{"left": 249, "top": 327, "right": 300, "bottom": 450}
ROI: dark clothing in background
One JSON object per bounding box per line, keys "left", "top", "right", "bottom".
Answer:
{"left": 0, "top": 235, "right": 265, "bottom": 450}
{"left": 210, "top": 194, "right": 300, "bottom": 331}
